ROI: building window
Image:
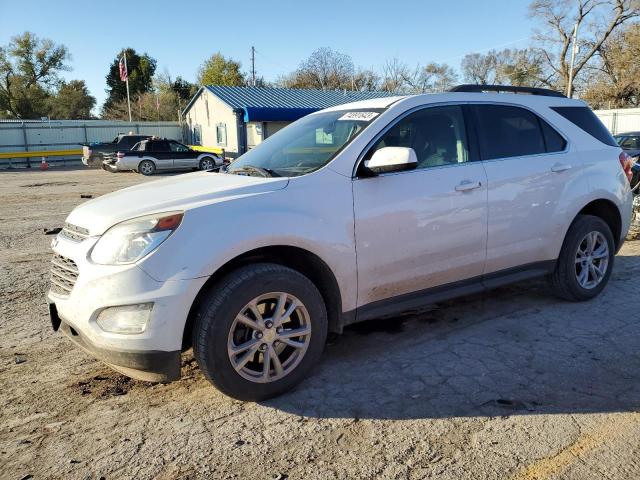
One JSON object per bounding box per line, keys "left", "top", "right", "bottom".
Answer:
{"left": 193, "top": 126, "right": 202, "bottom": 145}
{"left": 216, "top": 123, "right": 227, "bottom": 146}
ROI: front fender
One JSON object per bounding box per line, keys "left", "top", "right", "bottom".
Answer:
{"left": 137, "top": 168, "right": 358, "bottom": 311}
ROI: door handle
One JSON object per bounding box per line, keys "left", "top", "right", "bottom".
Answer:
{"left": 551, "top": 162, "right": 572, "bottom": 173}
{"left": 455, "top": 180, "right": 482, "bottom": 192}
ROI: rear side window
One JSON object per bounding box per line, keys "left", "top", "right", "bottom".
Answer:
{"left": 551, "top": 106, "right": 617, "bottom": 147}
{"left": 473, "top": 105, "right": 546, "bottom": 160}
{"left": 149, "top": 141, "right": 170, "bottom": 152}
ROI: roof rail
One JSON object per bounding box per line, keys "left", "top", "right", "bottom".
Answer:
{"left": 448, "top": 84, "right": 566, "bottom": 98}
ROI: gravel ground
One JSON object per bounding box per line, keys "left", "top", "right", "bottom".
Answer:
{"left": 1, "top": 167, "right": 639, "bottom": 480}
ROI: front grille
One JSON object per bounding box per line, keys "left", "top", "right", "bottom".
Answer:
{"left": 59, "top": 222, "right": 90, "bottom": 242}
{"left": 50, "top": 254, "right": 79, "bottom": 297}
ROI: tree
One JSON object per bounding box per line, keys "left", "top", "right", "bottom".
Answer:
{"left": 529, "top": 0, "right": 640, "bottom": 96}
{"left": 171, "top": 76, "right": 198, "bottom": 101}
{"left": 197, "top": 53, "right": 244, "bottom": 86}
{"left": 280, "top": 47, "right": 355, "bottom": 90}
{"left": 0, "top": 32, "right": 69, "bottom": 118}
{"left": 461, "top": 52, "right": 498, "bottom": 85}
{"left": 352, "top": 69, "right": 381, "bottom": 91}
{"left": 461, "top": 49, "right": 543, "bottom": 86}
{"left": 380, "top": 58, "right": 457, "bottom": 94}
{"left": 582, "top": 24, "right": 640, "bottom": 108}
{"left": 47, "top": 80, "right": 95, "bottom": 119}
{"left": 404, "top": 63, "right": 458, "bottom": 93}
{"left": 381, "top": 57, "right": 410, "bottom": 92}
{"left": 103, "top": 48, "right": 156, "bottom": 114}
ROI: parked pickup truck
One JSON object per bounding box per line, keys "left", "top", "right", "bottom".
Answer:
{"left": 82, "top": 134, "right": 151, "bottom": 167}
{"left": 102, "top": 138, "right": 223, "bottom": 175}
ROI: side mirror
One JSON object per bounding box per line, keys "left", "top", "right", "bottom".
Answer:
{"left": 364, "top": 147, "right": 418, "bottom": 175}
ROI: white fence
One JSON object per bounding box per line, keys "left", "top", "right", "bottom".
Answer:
{"left": 0, "top": 119, "right": 182, "bottom": 168}
{"left": 594, "top": 108, "right": 640, "bottom": 135}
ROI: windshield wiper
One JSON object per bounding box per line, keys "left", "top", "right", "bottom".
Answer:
{"left": 231, "top": 165, "right": 280, "bottom": 177}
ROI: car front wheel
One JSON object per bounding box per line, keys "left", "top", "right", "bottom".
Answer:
{"left": 551, "top": 214, "right": 615, "bottom": 301}
{"left": 193, "top": 263, "right": 328, "bottom": 400}
{"left": 199, "top": 157, "right": 216, "bottom": 171}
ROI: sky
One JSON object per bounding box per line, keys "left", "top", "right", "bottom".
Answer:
{"left": 0, "top": 0, "right": 536, "bottom": 110}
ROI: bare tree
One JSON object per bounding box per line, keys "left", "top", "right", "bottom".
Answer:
{"left": 352, "top": 69, "right": 381, "bottom": 91}
{"left": 461, "top": 49, "right": 545, "bottom": 87}
{"left": 461, "top": 52, "right": 498, "bottom": 84}
{"left": 380, "top": 57, "right": 410, "bottom": 93}
{"left": 403, "top": 63, "right": 458, "bottom": 93}
{"left": 281, "top": 47, "right": 355, "bottom": 90}
{"left": 529, "top": 0, "right": 640, "bottom": 95}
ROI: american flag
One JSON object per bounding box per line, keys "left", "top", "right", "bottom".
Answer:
{"left": 119, "top": 56, "right": 128, "bottom": 82}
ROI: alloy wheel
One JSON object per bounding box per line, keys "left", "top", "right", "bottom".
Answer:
{"left": 575, "top": 231, "right": 609, "bottom": 289}
{"left": 200, "top": 158, "right": 214, "bottom": 170}
{"left": 227, "top": 292, "right": 311, "bottom": 383}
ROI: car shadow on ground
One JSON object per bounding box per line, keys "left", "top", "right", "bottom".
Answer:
{"left": 264, "top": 254, "right": 640, "bottom": 420}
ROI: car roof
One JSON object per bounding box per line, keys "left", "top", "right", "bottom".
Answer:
{"left": 615, "top": 131, "right": 640, "bottom": 136}
{"left": 321, "top": 91, "right": 585, "bottom": 113}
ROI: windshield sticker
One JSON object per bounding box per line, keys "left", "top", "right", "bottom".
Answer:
{"left": 337, "top": 111, "right": 379, "bottom": 122}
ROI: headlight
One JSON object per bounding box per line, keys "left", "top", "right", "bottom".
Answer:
{"left": 90, "top": 212, "right": 183, "bottom": 265}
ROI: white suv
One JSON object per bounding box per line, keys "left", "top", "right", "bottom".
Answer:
{"left": 48, "top": 86, "right": 634, "bottom": 400}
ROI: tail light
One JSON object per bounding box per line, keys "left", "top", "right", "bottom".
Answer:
{"left": 619, "top": 151, "right": 633, "bottom": 182}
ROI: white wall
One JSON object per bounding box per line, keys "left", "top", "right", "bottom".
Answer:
{"left": 184, "top": 89, "right": 239, "bottom": 156}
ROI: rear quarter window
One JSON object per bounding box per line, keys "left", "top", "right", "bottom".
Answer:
{"left": 551, "top": 106, "right": 617, "bottom": 147}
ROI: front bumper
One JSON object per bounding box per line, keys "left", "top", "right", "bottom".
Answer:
{"left": 47, "top": 234, "right": 208, "bottom": 382}
{"left": 50, "top": 304, "right": 180, "bottom": 382}
{"left": 102, "top": 161, "right": 121, "bottom": 172}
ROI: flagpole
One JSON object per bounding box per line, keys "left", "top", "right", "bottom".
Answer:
{"left": 124, "top": 52, "right": 132, "bottom": 122}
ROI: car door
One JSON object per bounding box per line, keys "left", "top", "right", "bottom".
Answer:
{"left": 352, "top": 104, "right": 489, "bottom": 311}
{"left": 472, "top": 104, "right": 579, "bottom": 275}
{"left": 149, "top": 140, "right": 174, "bottom": 170}
{"left": 169, "top": 141, "right": 196, "bottom": 168}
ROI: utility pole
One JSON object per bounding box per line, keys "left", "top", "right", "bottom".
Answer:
{"left": 566, "top": 22, "right": 579, "bottom": 98}
{"left": 251, "top": 46, "right": 256, "bottom": 87}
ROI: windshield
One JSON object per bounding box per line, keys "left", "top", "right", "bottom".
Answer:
{"left": 614, "top": 135, "right": 624, "bottom": 146}
{"left": 227, "top": 110, "right": 381, "bottom": 177}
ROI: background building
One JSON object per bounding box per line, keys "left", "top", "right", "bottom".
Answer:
{"left": 182, "top": 86, "right": 395, "bottom": 158}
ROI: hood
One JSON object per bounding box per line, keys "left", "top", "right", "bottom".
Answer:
{"left": 66, "top": 171, "right": 288, "bottom": 235}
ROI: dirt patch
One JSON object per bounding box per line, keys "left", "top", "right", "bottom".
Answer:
{"left": 72, "top": 371, "right": 150, "bottom": 399}
{"left": 20, "top": 181, "right": 79, "bottom": 188}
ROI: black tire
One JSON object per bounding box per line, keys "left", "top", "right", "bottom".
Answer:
{"left": 88, "top": 155, "right": 102, "bottom": 168}
{"left": 199, "top": 156, "right": 216, "bottom": 171}
{"left": 550, "top": 214, "right": 615, "bottom": 301}
{"left": 193, "top": 263, "right": 328, "bottom": 401}
{"left": 138, "top": 160, "right": 156, "bottom": 176}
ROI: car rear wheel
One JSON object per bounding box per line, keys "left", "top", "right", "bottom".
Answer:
{"left": 199, "top": 157, "right": 216, "bottom": 171}
{"left": 138, "top": 160, "right": 156, "bottom": 176}
{"left": 192, "top": 263, "right": 328, "bottom": 400}
{"left": 550, "top": 214, "right": 615, "bottom": 301}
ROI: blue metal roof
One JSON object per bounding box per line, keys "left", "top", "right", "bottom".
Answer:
{"left": 200, "top": 86, "right": 396, "bottom": 122}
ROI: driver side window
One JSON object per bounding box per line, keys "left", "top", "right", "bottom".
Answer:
{"left": 368, "top": 105, "right": 469, "bottom": 169}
